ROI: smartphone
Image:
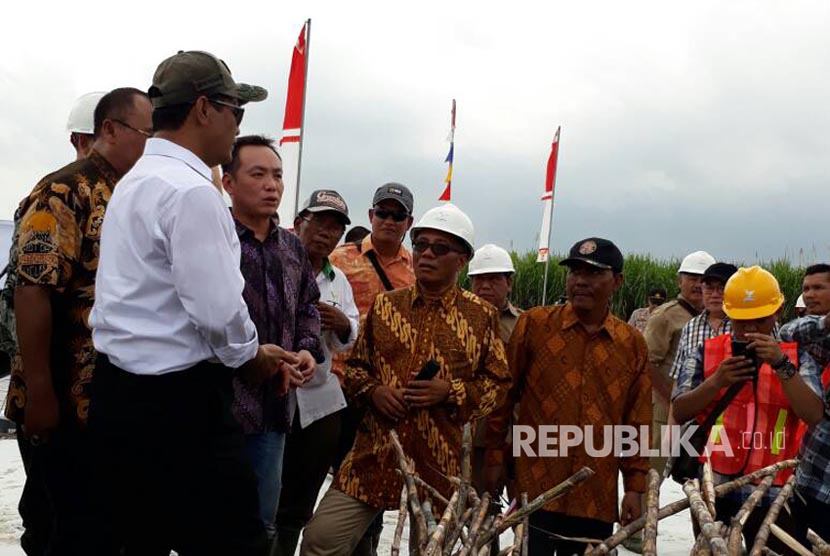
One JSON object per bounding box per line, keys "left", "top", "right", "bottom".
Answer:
{"left": 731, "top": 340, "right": 760, "bottom": 377}
{"left": 414, "top": 360, "right": 441, "bottom": 381}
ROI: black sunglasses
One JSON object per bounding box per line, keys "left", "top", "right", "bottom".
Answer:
{"left": 412, "top": 239, "right": 465, "bottom": 257}
{"left": 373, "top": 208, "right": 409, "bottom": 222}
{"left": 209, "top": 98, "right": 245, "bottom": 125}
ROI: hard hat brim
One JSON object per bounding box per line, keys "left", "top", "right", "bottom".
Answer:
{"left": 467, "top": 267, "right": 515, "bottom": 276}
{"left": 723, "top": 299, "right": 784, "bottom": 321}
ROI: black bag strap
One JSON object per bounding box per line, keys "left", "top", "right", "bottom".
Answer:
{"left": 365, "top": 250, "right": 394, "bottom": 292}
{"left": 698, "top": 381, "right": 745, "bottom": 432}
{"left": 677, "top": 297, "right": 699, "bottom": 318}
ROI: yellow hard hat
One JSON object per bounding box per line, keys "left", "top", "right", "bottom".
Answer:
{"left": 723, "top": 266, "right": 784, "bottom": 320}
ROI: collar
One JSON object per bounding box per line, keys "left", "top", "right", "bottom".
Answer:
{"left": 143, "top": 138, "right": 213, "bottom": 183}
{"left": 321, "top": 258, "right": 336, "bottom": 282}
{"left": 560, "top": 302, "right": 617, "bottom": 340}
{"left": 503, "top": 302, "right": 522, "bottom": 318}
{"left": 411, "top": 284, "right": 458, "bottom": 312}
{"left": 233, "top": 213, "right": 280, "bottom": 241}
{"left": 363, "top": 234, "right": 412, "bottom": 264}
{"left": 87, "top": 149, "right": 123, "bottom": 184}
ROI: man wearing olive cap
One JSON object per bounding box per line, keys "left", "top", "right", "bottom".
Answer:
{"left": 89, "top": 51, "right": 286, "bottom": 555}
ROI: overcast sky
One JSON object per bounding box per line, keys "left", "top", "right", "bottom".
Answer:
{"left": 2, "top": 0, "right": 830, "bottom": 264}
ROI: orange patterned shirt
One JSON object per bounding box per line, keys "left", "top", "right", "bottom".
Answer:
{"left": 486, "top": 303, "right": 653, "bottom": 524}
{"left": 334, "top": 285, "right": 511, "bottom": 509}
{"left": 329, "top": 235, "right": 415, "bottom": 378}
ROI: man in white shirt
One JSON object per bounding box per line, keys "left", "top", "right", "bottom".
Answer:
{"left": 88, "top": 50, "right": 298, "bottom": 556}
{"left": 272, "top": 190, "right": 360, "bottom": 556}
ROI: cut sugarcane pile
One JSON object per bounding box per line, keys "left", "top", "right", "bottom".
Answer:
{"left": 388, "top": 426, "right": 830, "bottom": 556}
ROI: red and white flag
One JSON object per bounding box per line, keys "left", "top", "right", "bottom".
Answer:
{"left": 537, "top": 127, "right": 561, "bottom": 262}
{"left": 278, "top": 21, "right": 309, "bottom": 226}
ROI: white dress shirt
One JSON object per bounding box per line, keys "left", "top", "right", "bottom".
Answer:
{"left": 292, "top": 262, "right": 358, "bottom": 428}
{"left": 90, "top": 138, "right": 258, "bottom": 375}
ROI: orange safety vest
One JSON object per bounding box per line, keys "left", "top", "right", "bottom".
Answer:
{"left": 698, "top": 334, "right": 804, "bottom": 485}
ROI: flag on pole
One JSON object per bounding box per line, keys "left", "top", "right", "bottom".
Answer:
{"left": 438, "top": 99, "right": 456, "bottom": 201}
{"left": 537, "top": 127, "right": 561, "bottom": 262}
{"left": 278, "top": 21, "right": 310, "bottom": 226}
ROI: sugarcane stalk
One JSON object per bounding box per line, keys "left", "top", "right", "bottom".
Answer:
{"left": 642, "top": 469, "right": 660, "bottom": 556}
{"left": 459, "top": 423, "right": 473, "bottom": 518}
{"left": 444, "top": 506, "right": 475, "bottom": 556}
{"left": 390, "top": 430, "right": 429, "bottom": 548}
{"left": 762, "top": 549, "right": 783, "bottom": 556}
{"left": 749, "top": 475, "right": 797, "bottom": 556}
{"left": 807, "top": 530, "right": 830, "bottom": 556}
{"left": 702, "top": 460, "right": 717, "bottom": 519}
{"left": 458, "top": 494, "right": 491, "bottom": 556}
{"left": 726, "top": 475, "right": 774, "bottom": 555}
{"left": 424, "top": 499, "right": 438, "bottom": 535}
{"left": 425, "top": 491, "right": 459, "bottom": 556}
{"left": 690, "top": 522, "right": 726, "bottom": 556}
{"left": 769, "top": 523, "right": 813, "bottom": 556}
{"left": 521, "top": 493, "right": 529, "bottom": 556}
{"left": 480, "top": 466, "right": 594, "bottom": 545}
{"left": 397, "top": 470, "right": 451, "bottom": 508}
{"left": 511, "top": 519, "right": 524, "bottom": 556}
{"left": 683, "top": 479, "right": 728, "bottom": 556}
{"left": 392, "top": 485, "right": 408, "bottom": 556}
{"left": 587, "top": 459, "right": 798, "bottom": 555}
{"left": 477, "top": 544, "right": 490, "bottom": 556}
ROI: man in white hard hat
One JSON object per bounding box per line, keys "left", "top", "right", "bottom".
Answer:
{"left": 66, "top": 91, "right": 107, "bottom": 160}
{"left": 626, "top": 250, "right": 715, "bottom": 552}
{"left": 301, "top": 203, "right": 510, "bottom": 556}
{"left": 467, "top": 243, "right": 522, "bottom": 525}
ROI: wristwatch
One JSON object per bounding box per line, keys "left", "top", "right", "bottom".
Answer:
{"left": 771, "top": 355, "right": 797, "bottom": 380}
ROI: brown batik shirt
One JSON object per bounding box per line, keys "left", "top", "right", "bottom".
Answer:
{"left": 335, "top": 284, "right": 511, "bottom": 509}
{"left": 486, "top": 303, "right": 653, "bottom": 524}
{"left": 4, "top": 150, "right": 121, "bottom": 427}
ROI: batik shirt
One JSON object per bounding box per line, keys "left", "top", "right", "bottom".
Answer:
{"left": 233, "top": 218, "right": 322, "bottom": 434}
{"left": 4, "top": 150, "right": 121, "bottom": 426}
{"left": 335, "top": 285, "right": 511, "bottom": 509}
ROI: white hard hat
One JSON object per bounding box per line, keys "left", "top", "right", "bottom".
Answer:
{"left": 410, "top": 203, "right": 475, "bottom": 255}
{"left": 796, "top": 294, "right": 806, "bottom": 309}
{"left": 468, "top": 244, "right": 514, "bottom": 276}
{"left": 678, "top": 250, "right": 716, "bottom": 275}
{"left": 66, "top": 91, "right": 107, "bottom": 134}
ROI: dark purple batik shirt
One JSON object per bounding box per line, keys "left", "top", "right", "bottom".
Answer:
{"left": 233, "top": 217, "right": 322, "bottom": 434}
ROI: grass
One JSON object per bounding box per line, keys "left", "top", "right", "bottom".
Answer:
{"left": 460, "top": 252, "right": 807, "bottom": 322}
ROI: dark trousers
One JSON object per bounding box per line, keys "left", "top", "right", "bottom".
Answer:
{"left": 528, "top": 511, "right": 613, "bottom": 556}
{"left": 692, "top": 496, "right": 797, "bottom": 556}
{"left": 332, "top": 405, "right": 383, "bottom": 556}
{"left": 16, "top": 426, "right": 99, "bottom": 555}
{"left": 88, "top": 356, "right": 267, "bottom": 556}
{"left": 791, "top": 489, "right": 830, "bottom": 544}
{"left": 273, "top": 409, "right": 343, "bottom": 556}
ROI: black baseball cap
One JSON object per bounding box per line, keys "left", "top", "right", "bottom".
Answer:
{"left": 559, "top": 237, "right": 624, "bottom": 273}
{"left": 372, "top": 183, "right": 414, "bottom": 214}
{"left": 703, "top": 262, "right": 738, "bottom": 285}
{"left": 148, "top": 51, "right": 268, "bottom": 109}
{"left": 299, "top": 189, "right": 351, "bottom": 225}
{"left": 648, "top": 287, "right": 667, "bottom": 302}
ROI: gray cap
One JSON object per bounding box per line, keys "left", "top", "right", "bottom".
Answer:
{"left": 372, "top": 182, "right": 413, "bottom": 214}
{"left": 148, "top": 50, "right": 268, "bottom": 108}
{"left": 299, "top": 190, "right": 351, "bottom": 225}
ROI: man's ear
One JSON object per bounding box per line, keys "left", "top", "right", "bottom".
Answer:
{"left": 221, "top": 172, "right": 234, "bottom": 195}
{"left": 405, "top": 215, "right": 414, "bottom": 231}
{"left": 613, "top": 272, "right": 625, "bottom": 292}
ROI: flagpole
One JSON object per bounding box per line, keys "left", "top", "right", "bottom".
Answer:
{"left": 540, "top": 128, "right": 561, "bottom": 306}
{"left": 294, "top": 18, "right": 311, "bottom": 218}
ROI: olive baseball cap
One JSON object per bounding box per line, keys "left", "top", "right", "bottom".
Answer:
{"left": 148, "top": 50, "right": 268, "bottom": 109}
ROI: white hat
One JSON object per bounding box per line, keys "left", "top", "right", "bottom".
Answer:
{"left": 410, "top": 203, "right": 474, "bottom": 255}
{"left": 468, "top": 244, "right": 515, "bottom": 276}
{"left": 796, "top": 294, "right": 806, "bottom": 309}
{"left": 66, "top": 91, "right": 107, "bottom": 134}
{"left": 678, "top": 251, "right": 716, "bottom": 275}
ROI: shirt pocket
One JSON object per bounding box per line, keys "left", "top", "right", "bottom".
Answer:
{"left": 442, "top": 347, "right": 474, "bottom": 381}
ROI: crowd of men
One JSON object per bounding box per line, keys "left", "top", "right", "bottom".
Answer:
{"left": 1, "top": 48, "right": 829, "bottom": 556}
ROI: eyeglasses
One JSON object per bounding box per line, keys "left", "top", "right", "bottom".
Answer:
{"left": 112, "top": 119, "right": 153, "bottom": 138}
{"left": 373, "top": 209, "right": 409, "bottom": 222}
{"left": 209, "top": 98, "right": 245, "bottom": 125}
{"left": 412, "top": 239, "right": 464, "bottom": 256}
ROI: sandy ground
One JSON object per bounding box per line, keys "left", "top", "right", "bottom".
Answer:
{"left": 0, "top": 437, "right": 696, "bottom": 555}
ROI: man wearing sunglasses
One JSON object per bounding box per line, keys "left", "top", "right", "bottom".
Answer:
{"left": 302, "top": 203, "right": 510, "bottom": 556}
{"left": 88, "top": 51, "right": 286, "bottom": 555}
{"left": 328, "top": 183, "right": 416, "bottom": 556}
{"left": 5, "top": 87, "right": 152, "bottom": 555}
